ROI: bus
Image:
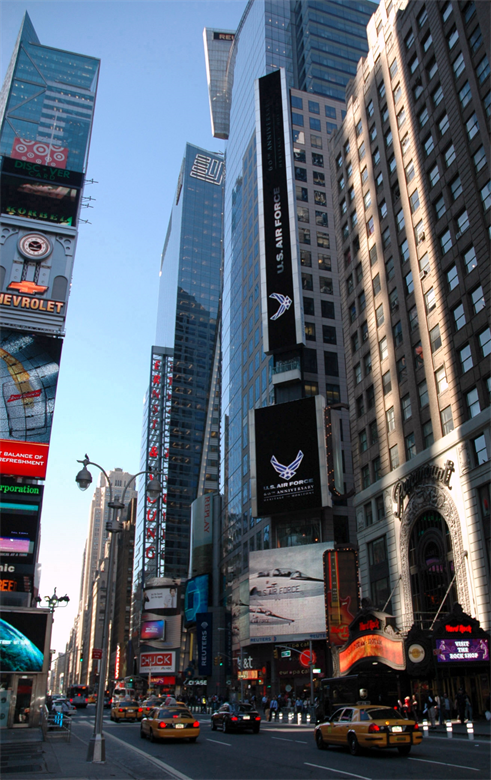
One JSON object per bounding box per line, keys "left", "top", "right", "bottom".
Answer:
{"left": 66, "top": 684, "right": 89, "bottom": 708}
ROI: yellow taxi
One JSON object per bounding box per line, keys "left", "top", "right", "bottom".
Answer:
{"left": 140, "top": 705, "right": 200, "bottom": 743}
{"left": 110, "top": 699, "right": 140, "bottom": 723}
{"left": 314, "top": 705, "right": 422, "bottom": 756}
{"left": 137, "top": 697, "right": 163, "bottom": 721}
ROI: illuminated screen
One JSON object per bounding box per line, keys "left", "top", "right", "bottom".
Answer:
{"left": 0, "top": 537, "right": 34, "bottom": 554}
{"left": 0, "top": 171, "right": 80, "bottom": 226}
{"left": 248, "top": 543, "right": 332, "bottom": 639}
{"left": 0, "top": 610, "right": 48, "bottom": 672}
{"left": 141, "top": 620, "right": 165, "bottom": 641}
{"left": 436, "top": 638, "right": 489, "bottom": 662}
{"left": 143, "top": 587, "right": 177, "bottom": 611}
{"left": 0, "top": 507, "right": 41, "bottom": 566}
{"left": 184, "top": 575, "right": 209, "bottom": 626}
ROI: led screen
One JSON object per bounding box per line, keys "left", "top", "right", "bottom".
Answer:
{"left": 324, "top": 549, "right": 360, "bottom": 647}
{"left": 143, "top": 587, "right": 177, "bottom": 611}
{"left": 248, "top": 543, "right": 333, "bottom": 641}
{"left": 0, "top": 481, "right": 42, "bottom": 567}
{"left": 141, "top": 620, "right": 165, "bottom": 641}
{"left": 436, "top": 638, "right": 489, "bottom": 662}
{"left": 184, "top": 574, "right": 209, "bottom": 626}
{"left": 0, "top": 609, "right": 49, "bottom": 672}
{"left": 0, "top": 165, "right": 81, "bottom": 226}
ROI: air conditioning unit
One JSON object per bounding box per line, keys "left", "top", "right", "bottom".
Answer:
{"left": 419, "top": 270, "right": 427, "bottom": 279}
{"left": 417, "top": 231, "right": 426, "bottom": 243}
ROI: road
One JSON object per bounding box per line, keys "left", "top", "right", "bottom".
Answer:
{"left": 71, "top": 707, "right": 489, "bottom": 780}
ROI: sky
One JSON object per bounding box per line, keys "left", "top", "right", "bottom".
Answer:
{"left": 1, "top": 0, "right": 245, "bottom": 655}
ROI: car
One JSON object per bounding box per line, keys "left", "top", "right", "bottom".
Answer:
{"left": 110, "top": 699, "right": 140, "bottom": 722}
{"left": 211, "top": 702, "right": 261, "bottom": 733}
{"left": 52, "top": 698, "right": 76, "bottom": 715}
{"left": 314, "top": 705, "right": 423, "bottom": 756}
{"left": 87, "top": 694, "right": 96, "bottom": 704}
{"left": 137, "top": 697, "right": 164, "bottom": 720}
{"left": 140, "top": 706, "right": 200, "bottom": 742}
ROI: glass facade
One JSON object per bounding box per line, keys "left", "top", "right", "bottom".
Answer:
{"left": 0, "top": 13, "right": 99, "bottom": 173}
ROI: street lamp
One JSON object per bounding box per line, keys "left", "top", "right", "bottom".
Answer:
{"left": 37, "top": 588, "right": 70, "bottom": 613}
{"left": 75, "top": 455, "right": 162, "bottom": 763}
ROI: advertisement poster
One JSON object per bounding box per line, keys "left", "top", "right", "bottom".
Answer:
{"left": 139, "top": 650, "right": 176, "bottom": 674}
{"left": 248, "top": 543, "right": 333, "bottom": 640}
{"left": 0, "top": 608, "right": 50, "bottom": 673}
{"left": 184, "top": 575, "right": 209, "bottom": 626}
{"left": 0, "top": 481, "right": 43, "bottom": 569}
{"left": 324, "top": 549, "right": 360, "bottom": 647}
{"left": 436, "top": 638, "right": 489, "bottom": 662}
{"left": 196, "top": 612, "right": 213, "bottom": 676}
{"left": 143, "top": 587, "right": 177, "bottom": 611}
{"left": 338, "top": 634, "right": 405, "bottom": 675}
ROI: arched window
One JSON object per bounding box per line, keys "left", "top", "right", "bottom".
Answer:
{"left": 409, "top": 511, "right": 456, "bottom": 628}
{"left": 52, "top": 275, "right": 68, "bottom": 301}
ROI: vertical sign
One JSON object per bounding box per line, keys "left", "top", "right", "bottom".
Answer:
{"left": 256, "top": 68, "right": 302, "bottom": 354}
{"left": 196, "top": 612, "right": 213, "bottom": 676}
{"left": 324, "top": 548, "right": 360, "bottom": 647}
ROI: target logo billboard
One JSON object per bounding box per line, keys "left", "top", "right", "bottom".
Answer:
{"left": 11, "top": 139, "right": 68, "bottom": 169}
{"left": 139, "top": 650, "right": 176, "bottom": 673}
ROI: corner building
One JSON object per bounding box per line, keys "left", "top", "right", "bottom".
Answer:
{"left": 330, "top": 0, "right": 490, "bottom": 710}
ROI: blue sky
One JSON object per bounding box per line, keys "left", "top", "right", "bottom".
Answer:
{"left": 1, "top": 0, "right": 244, "bottom": 653}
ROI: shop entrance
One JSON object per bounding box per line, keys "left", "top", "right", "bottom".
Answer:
{"left": 14, "top": 677, "right": 33, "bottom": 726}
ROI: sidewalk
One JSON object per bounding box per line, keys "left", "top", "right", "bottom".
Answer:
{"left": 0, "top": 727, "right": 138, "bottom": 779}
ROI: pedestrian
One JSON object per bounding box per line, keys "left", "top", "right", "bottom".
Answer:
{"left": 455, "top": 688, "right": 467, "bottom": 724}
{"left": 411, "top": 694, "right": 419, "bottom": 721}
{"left": 465, "top": 693, "right": 473, "bottom": 722}
{"left": 265, "top": 698, "right": 271, "bottom": 722}
{"left": 423, "top": 692, "right": 436, "bottom": 728}
{"left": 270, "top": 697, "right": 278, "bottom": 721}
{"left": 442, "top": 692, "right": 451, "bottom": 722}
{"left": 434, "top": 693, "right": 442, "bottom": 726}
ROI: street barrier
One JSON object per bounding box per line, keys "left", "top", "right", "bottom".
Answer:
{"left": 422, "top": 719, "right": 429, "bottom": 737}
{"left": 445, "top": 720, "right": 453, "bottom": 738}
{"left": 466, "top": 721, "right": 474, "bottom": 740}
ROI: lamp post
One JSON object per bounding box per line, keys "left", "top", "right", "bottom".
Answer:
{"left": 35, "top": 588, "right": 70, "bottom": 613}
{"left": 75, "top": 455, "right": 162, "bottom": 764}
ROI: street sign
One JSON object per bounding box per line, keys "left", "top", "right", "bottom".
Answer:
{"left": 92, "top": 648, "right": 102, "bottom": 659}
{"left": 281, "top": 650, "right": 291, "bottom": 658}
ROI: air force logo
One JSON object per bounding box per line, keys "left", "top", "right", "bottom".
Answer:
{"left": 270, "top": 451, "right": 304, "bottom": 481}
{"left": 270, "top": 292, "right": 292, "bottom": 321}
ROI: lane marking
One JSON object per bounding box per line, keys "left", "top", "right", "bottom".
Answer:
{"left": 76, "top": 721, "right": 193, "bottom": 780}
{"left": 272, "top": 737, "right": 291, "bottom": 742}
{"left": 305, "top": 762, "right": 372, "bottom": 780}
{"left": 207, "top": 738, "right": 232, "bottom": 747}
{"left": 295, "top": 740, "right": 308, "bottom": 744}
{"left": 408, "top": 757, "right": 481, "bottom": 771}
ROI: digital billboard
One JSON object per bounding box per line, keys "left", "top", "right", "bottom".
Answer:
{"left": 338, "top": 634, "right": 405, "bottom": 675}
{"left": 0, "top": 608, "right": 51, "bottom": 673}
{"left": 256, "top": 68, "right": 303, "bottom": 354}
{"left": 436, "top": 638, "right": 489, "bottom": 663}
{"left": 143, "top": 587, "right": 178, "bottom": 611}
{"left": 184, "top": 574, "right": 209, "bottom": 627}
{"left": 250, "top": 395, "right": 330, "bottom": 517}
{"left": 248, "top": 543, "right": 333, "bottom": 642}
{"left": 323, "top": 548, "right": 360, "bottom": 647}
{"left": 0, "top": 481, "right": 43, "bottom": 569}
{"left": 140, "top": 620, "right": 165, "bottom": 641}
{"left": 1, "top": 157, "right": 83, "bottom": 227}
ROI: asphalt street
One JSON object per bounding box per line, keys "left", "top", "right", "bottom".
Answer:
{"left": 69, "top": 707, "right": 490, "bottom": 780}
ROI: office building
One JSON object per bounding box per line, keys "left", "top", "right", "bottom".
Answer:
{"left": 330, "top": 0, "right": 490, "bottom": 707}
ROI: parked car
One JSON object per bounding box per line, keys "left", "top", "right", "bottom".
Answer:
{"left": 140, "top": 706, "right": 200, "bottom": 742}
{"left": 110, "top": 699, "right": 140, "bottom": 722}
{"left": 211, "top": 702, "right": 261, "bottom": 733}
{"left": 314, "top": 705, "right": 422, "bottom": 756}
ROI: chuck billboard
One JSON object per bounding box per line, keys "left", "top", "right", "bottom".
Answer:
{"left": 249, "top": 395, "right": 330, "bottom": 517}
{"left": 248, "top": 542, "right": 333, "bottom": 642}
{"left": 256, "top": 68, "right": 303, "bottom": 354}
{"left": 0, "top": 329, "right": 62, "bottom": 478}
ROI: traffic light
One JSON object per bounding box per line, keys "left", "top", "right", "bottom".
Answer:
{"left": 219, "top": 656, "right": 223, "bottom": 667}
{"left": 79, "top": 652, "right": 83, "bottom": 663}
{"left": 214, "top": 656, "right": 219, "bottom": 666}
{"left": 273, "top": 648, "right": 278, "bottom": 659}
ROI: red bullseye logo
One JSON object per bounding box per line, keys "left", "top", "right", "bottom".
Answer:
{"left": 299, "top": 649, "right": 317, "bottom": 668}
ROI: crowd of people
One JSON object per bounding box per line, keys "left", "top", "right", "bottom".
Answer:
{"left": 398, "top": 688, "right": 475, "bottom": 727}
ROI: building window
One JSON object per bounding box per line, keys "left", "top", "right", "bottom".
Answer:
{"left": 450, "top": 176, "right": 463, "bottom": 201}
{"left": 393, "top": 321, "right": 403, "bottom": 347}
{"left": 367, "top": 216, "right": 375, "bottom": 236}
{"left": 305, "top": 322, "right": 316, "bottom": 341}
{"left": 312, "top": 152, "right": 324, "bottom": 167}
{"left": 429, "top": 163, "right": 440, "bottom": 187}
{"left": 425, "top": 287, "right": 436, "bottom": 313}
{"left": 323, "top": 325, "right": 336, "bottom": 344}
{"left": 354, "top": 363, "right": 362, "bottom": 385}
{"left": 405, "top": 271, "right": 414, "bottom": 295}
{"left": 440, "top": 405, "right": 454, "bottom": 435}
{"left": 315, "top": 211, "right": 328, "bottom": 229}
{"left": 396, "top": 208, "right": 405, "bottom": 232}
{"left": 362, "top": 321, "right": 369, "bottom": 342}
{"left": 419, "top": 379, "right": 429, "bottom": 407}
{"left": 445, "top": 144, "right": 457, "bottom": 168}
{"left": 440, "top": 229, "right": 452, "bottom": 255}
{"left": 478, "top": 328, "right": 491, "bottom": 356}
{"left": 356, "top": 394, "right": 365, "bottom": 417}
{"left": 382, "top": 370, "right": 391, "bottom": 395}
{"left": 300, "top": 249, "right": 311, "bottom": 267}
{"left": 405, "top": 432, "right": 417, "bottom": 460}
{"left": 481, "top": 181, "right": 491, "bottom": 211}
{"left": 370, "top": 244, "right": 378, "bottom": 266}
{"left": 379, "top": 336, "right": 388, "bottom": 361}
{"left": 382, "top": 227, "right": 391, "bottom": 248}
{"left": 402, "top": 394, "right": 412, "bottom": 420}
{"left": 369, "top": 420, "right": 378, "bottom": 445}
{"left": 364, "top": 352, "right": 372, "bottom": 376}
{"left": 296, "top": 185, "right": 308, "bottom": 202}
{"left": 466, "top": 388, "right": 481, "bottom": 418}
{"left": 471, "top": 286, "right": 485, "bottom": 314}
{"left": 294, "top": 147, "right": 306, "bottom": 162}
{"left": 435, "top": 366, "right": 448, "bottom": 394}
{"left": 297, "top": 206, "right": 309, "bottom": 223}
{"left": 439, "top": 113, "right": 450, "bottom": 136}
{"left": 314, "top": 189, "right": 327, "bottom": 205}
{"left": 424, "top": 134, "right": 434, "bottom": 156}
{"left": 390, "top": 288, "right": 399, "bottom": 312}
{"left": 324, "top": 351, "right": 339, "bottom": 377}
{"left": 321, "top": 300, "right": 335, "bottom": 318}
{"left": 311, "top": 134, "right": 322, "bottom": 149}
{"left": 447, "top": 27, "right": 459, "bottom": 50}
{"left": 366, "top": 385, "right": 375, "bottom": 409}
{"left": 447, "top": 264, "right": 459, "bottom": 290}
{"left": 389, "top": 444, "right": 399, "bottom": 470}
{"left": 298, "top": 227, "right": 311, "bottom": 244}
{"left": 410, "top": 189, "right": 420, "bottom": 213}
{"left": 376, "top": 171, "right": 384, "bottom": 190}
{"left": 473, "top": 435, "right": 489, "bottom": 465}
{"left": 430, "top": 324, "right": 442, "bottom": 352}
{"left": 362, "top": 467, "right": 371, "bottom": 491}
{"left": 303, "top": 296, "right": 315, "bottom": 315}
{"left": 318, "top": 253, "right": 331, "bottom": 270}
{"left": 460, "top": 344, "right": 473, "bottom": 373}
{"left": 359, "top": 429, "right": 368, "bottom": 453}
{"left": 373, "top": 274, "right": 381, "bottom": 297}
{"left": 364, "top": 190, "right": 372, "bottom": 210}
{"left": 309, "top": 116, "right": 321, "bottom": 131}
{"left": 409, "top": 305, "right": 418, "bottom": 332}
{"left": 476, "top": 56, "right": 490, "bottom": 84}
{"left": 435, "top": 195, "right": 446, "bottom": 220}
{"left": 453, "top": 52, "right": 465, "bottom": 79}
{"left": 389, "top": 58, "right": 398, "bottom": 78}
{"left": 385, "top": 129, "right": 393, "bottom": 148}
{"left": 386, "top": 406, "right": 395, "bottom": 432}
{"left": 423, "top": 420, "right": 434, "bottom": 447}
{"left": 453, "top": 303, "right": 466, "bottom": 331}
{"left": 459, "top": 81, "right": 472, "bottom": 108}
{"left": 474, "top": 146, "right": 486, "bottom": 172}
{"left": 466, "top": 113, "right": 479, "bottom": 140}
{"left": 302, "top": 272, "right": 313, "bottom": 290}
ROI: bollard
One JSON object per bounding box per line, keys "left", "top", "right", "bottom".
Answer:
{"left": 466, "top": 721, "right": 474, "bottom": 740}
{"left": 288, "top": 711, "right": 293, "bottom": 723}
{"left": 279, "top": 711, "right": 283, "bottom": 722}
{"left": 445, "top": 720, "right": 453, "bottom": 738}
{"left": 297, "top": 712, "right": 301, "bottom": 725}
{"left": 306, "top": 713, "right": 311, "bottom": 724}
{"left": 422, "top": 719, "right": 429, "bottom": 737}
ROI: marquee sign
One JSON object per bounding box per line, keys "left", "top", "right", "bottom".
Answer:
{"left": 435, "top": 638, "right": 489, "bottom": 663}
{"left": 393, "top": 460, "right": 455, "bottom": 518}
{"left": 339, "top": 634, "right": 405, "bottom": 675}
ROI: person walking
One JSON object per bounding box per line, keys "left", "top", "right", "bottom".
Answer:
{"left": 442, "top": 692, "right": 452, "bottom": 722}
{"left": 270, "top": 697, "right": 278, "bottom": 721}
{"left": 455, "top": 688, "right": 467, "bottom": 724}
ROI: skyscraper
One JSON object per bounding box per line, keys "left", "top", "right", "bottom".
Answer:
{"left": 330, "top": 0, "right": 489, "bottom": 697}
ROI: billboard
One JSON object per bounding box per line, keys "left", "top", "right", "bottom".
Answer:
{"left": 0, "top": 329, "right": 62, "bottom": 478}
{"left": 248, "top": 543, "right": 333, "bottom": 641}
{"left": 143, "top": 587, "right": 178, "bottom": 611}
{"left": 250, "top": 396, "right": 330, "bottom": 517}
{"left": 1, "top": 157, "right": 83, "bottom": 227}
{"left": 323, "top": 548, "right": 360, "bottom": 647}
{"left": 0, "top": 217, "right": 77, "bottom": 335}
{"left": 184, "top": 574, "right": 209, "bottom": 627}
{"left": 435, "top": 638, "right": 489, "bottom": 663}
{"left": 189, "top": 493, "right": 214, "bottom": 576}
{"left": 338, "top": 634, "right": 405, "bottom": 675}
{"left": 139, "top": 650, "right": 176, "bottom": 674}
{"left": 0, "top": 481, "right": 43, "bottom": 570}
{"left": 140, "top": 620, "right": 165, "bottom": 641}
{"left": 0, "top": 607, "right": 51, "bottom": 673}
{"left": 256, "top": 68, "right": 303, "bottom": 354}
{"left": 196, "top": 612, "right": 213, "bottom": 676}
{"left": 10, "top": 139, "right": 69, "bottom": 169}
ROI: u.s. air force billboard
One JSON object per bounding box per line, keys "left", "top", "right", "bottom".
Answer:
{"left": 249, "top": 395, "right": 330, "bottom": 517}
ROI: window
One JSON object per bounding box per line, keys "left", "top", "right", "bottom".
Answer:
{"left": 294, "top": 147, "right": 306, "bottom": 162}
{"left": 393, "top": 321, "right": 403, "bottom": 347}
{"left": 393, "top": 83, "right": 402, "bottom": 103}
{"left": 352, "top": 332, "right": 360, "bottom": 353}
{"left": 419, "top": 379, "right": 429, "bottom": 407}
{"left": 325, "top": 105, "right": 336, "bottom": 119}
{"left": 292, "top": 112, "right": 304, "bottom": 127}
{"left": 366, "top": 99, "right": 374, "bottom": 117}
{"left": 471, "top": 285, "right": 485, "bottom": 314}
{"left": 385, "top": 129, "right": 393, "bottom": 148}
{"left": 364, "top": 190, "right": 372, "bottom": 210}
{"left": 378, "top": 81, "right": 386, "bottom": 99}
{"left": 340, "top": 199, "right": 348, "bottom": 216}
{"left": 319, "top": 276, "right": 333, "bottom": 295}
{"left": 376, "top": 171, "right": 384, "bottom": 190}
{"left": 361, "top": 166, "right": 368, "bottom": 184}
{"left": 442, "top": 1, "right": 453, "bottom": 21}
{"left": 382, "top": 227, "right": 391, "bottom": 249}
{"left": 481, "top": 181, "right": 491, "bottom": 211}
{"left": 416, "top": 220, "right": 425, "bottom": 245}
{"left": 440, "top": 229, "right": 452, "bottom": 254}
{"left": 314, "top": 172, "right": 325, "bottom": 187}
{"left": 309, "top": 116, "right": 321, "bottom": 131}
{"left": 435, "top": 195, "right": 446, "bottom": 220}
{"left": 382, "top": 370, "right": 392, "bottom": 395}
{"left": 315, "top": 211, "right": 328, "bottom": 227}
{"left": 473, "top": 434, "right": 489, "bottom": 465}
{"left": 302, "top": 272, "right": 313, "bottom": 290}
{"left": 430, "top": 324, "right": 442, "bottom": 352}
{"left": 390, "top": 288, "right": 399, "bottom": 311}
{"left": 450, "top": 176, "right": 462, "bottom": 201}
{"left": 389, "top": 58, "right": 398, "bottom": 78}
{"left": 376, "top": 304, "right": 385, "bottom": 327}
{"left": 354, "top": 363, "right": 362, "bottom": 384}
{"left": 445, "top": 144, "right": 456, "bottom": 167}
{"left": 414, "top": 341, "right": 424, "bottom": 368}
{"left": 359, "top": 141, "right": 366, "bottom": 160}
{"left": 317, "top": 232, "right": 329, "bottom": 249}
{"left": 293, "top": 129, "right": 305, "bottom": 144}
{"left": 459, "top": 81, "right": 472, "bottom": 108}
{"left": 421, "top": 107, "right": 430, "bottom": 127}
{"left": 463, "top": 1, "right": 476, "bottom": 23}
{"left": 397, "top": 107, "right": 407, "bottom": 129}
{"left": 433, "top": 85, "right": 444, "bottom": 106}
{"left": 291, "top": 95, "right": 303, "bottom": 109}
{"left": 369, "top": 420, "right": 378, "bottom": 445}
{"left": 453, "top": 52, "right": 465, "bottom": 79}
{"left": 409, "top": 55, "right": 419, "bottom": 74}
{"left": 409, "top": 304, "right": 418, "bottom": 332}
{"left": 309, "top": 100, "right": 320, "bottom": 114}
{"left": 460, "top": 344, "right": 473, "bottom": 373}
{"left": 476, "top": 56, "right": 490, "bottom": 84}
{"left": 423, "top": 420, "right": 434, "bottom": 447}
{"left": 425, "top": 287, "right": 436, "bottom": 313}
{"left": 447, "top": 264, "right": 459, "bottom": 290}
{"left": 369, "top": 244, "right": 378, "bottom": 266}
{"left": 318, "top": 254, "right": 331, "bottom": 270}
{"left": 441, "top": 406, "right": 454, "bottom": 435}
{"left": 297, "top": 205, "right": 309, "bottom": 223}
{"left": 298, "top": 227, "right": 311, "bottom": 244}
{"left": 389, "top": 444, "right": 399, "bottom": 470}
{"left": 358, "top": 290, "right": 366, "bottom": 311}
{"left": 395, "top": 208, "right": 404, "bottom": 232}
{"left": 382, "top": 104, "right": 389, "bottom": 123}
{"left": 367, "top": 216, "right": 375, "bottom": 237}
{"left": 362, "top": 467, "right": 371, "bottom": 491}
{"left": 456, "top": 209, "right": 470, "bottom": 237}
{"left": 466, "top": 388, "right": 481, "bottom": 418}
{"left": 312, "top": 152, "right": 324, "bottom": 167}
{"left": 405, "top": 271, "right": 414, "bottom": 295}
{"left": 419, "top": 252, "right": 430, "bottom": 275}
{"left": 402, "top": 394, "right": 412, "bottom": 420}
{"left": 348, "top": 185, "right": 355, "bottom": 201}
{"left": 428, "top": 58, "right": 438, "bottom": 79}
{"left": 370, "top": 124, "right": 378, "bottom": 141}
{"left": 300, "top": 249, "right": 311, "bottom": 267}
{"left": 439, "top": 113, "right": 450, "bottom": 135}
{"left": 366, "top": 384, "right": 375, "bottom": 409}
{"left": 364, "top": 352, "right": 372, "bottom": 376}
{"left": 323, "top": 325, "right": 337, "bottom": 344}
{"left": 429, "top": 163, "right": 440, "bottom": 187}
{"left": 406, "top": 30, "right": 415, "bottom": 49}
{"left": 405, "top": 433, "right": 417, "bottom": 460}
{"left": 305, "top": 321, "right": 316, "bottom": 340}
{"left": 466, "top": 113, "right": 479, "bottom": 140}
{"left": 414, "top": 81, "right": 424, "bottom": 100}
{"left": 423, "top": 31, "right": 433, "bottom": 51}
{"left": 321, "top": 300, "right": 335, "bottom": 319}
{"left": 378, "top": 336, "right": 389, "bottom": 360}
{"left": 314, "top": 190, "right": 327, "bottom": 206}
{"left": 311, "top": 134, "right": 322, "bottom": 149}
{"left": 448, "top": 27, "right": 459, "bottom": 49}
{"left": 399, "top": 239, "right": 409, "bottom": 264}
{"left": 479, "top": 328, "right": 491, "bottom": 356}
{"left": 410, "top": 189, "right": 420, "bottom": 213}
{"left": 386, "top": 406, "right": 395, "bottom": 432}
{"left": 424, "top": 135, "right": 434, "bottom": 156}
{"left": 296, "top": 185, "right": 308, "bottom": 202}
{"left": 303, "top": 296, "right": 315, "bottom": 315}
{"left": 405, "top": 160, "right": 415, "bottom": 183}
{"left": 453, "top": 303, "right": 466, "bottom": 331}
{"left": 359, "top": 429, "right": 368, "bottom": 453}
{"left": 362, "top": 321, "right": 368, "bottom": 342}
{"left": 388, "top": 155, "right": 396, "bottom": 173}
{"left": 473, "top": 146, "right": 487, "bottom": 173}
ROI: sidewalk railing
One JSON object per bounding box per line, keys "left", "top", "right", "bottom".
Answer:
{"left": 41, "top": 709, "right": 72, "bottom": 743}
